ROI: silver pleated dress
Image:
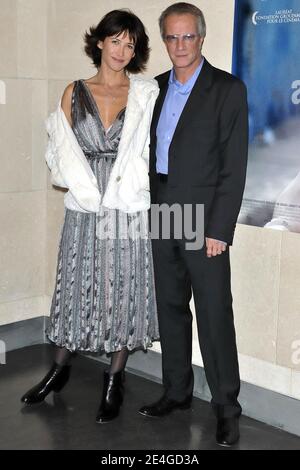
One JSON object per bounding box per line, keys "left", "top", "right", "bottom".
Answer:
{"left": 46, "top": 80, "right": 160, "bottom": 353}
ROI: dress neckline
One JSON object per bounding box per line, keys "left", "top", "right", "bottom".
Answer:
{"left": 80, "top": 80, "right": 126, "bottom": 136}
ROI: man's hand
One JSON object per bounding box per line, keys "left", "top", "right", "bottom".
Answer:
{"left": 206, "top": 238, "right": 227, "bottom": 258}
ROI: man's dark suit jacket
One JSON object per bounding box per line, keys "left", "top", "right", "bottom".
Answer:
{"left": 149, "top": 58, "right": 249, "bottom": 245}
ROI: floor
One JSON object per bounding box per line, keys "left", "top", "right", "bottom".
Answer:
{"left": 1, "top": 344, "right": 300, "bottom": 450}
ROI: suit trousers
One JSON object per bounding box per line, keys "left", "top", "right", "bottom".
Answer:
{"left": 150, "top": 178, "right": 242, "bottom": 419}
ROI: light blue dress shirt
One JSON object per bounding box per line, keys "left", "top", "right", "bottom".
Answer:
{"left": 156, "top": 58, "right": 204, "bottom": 174}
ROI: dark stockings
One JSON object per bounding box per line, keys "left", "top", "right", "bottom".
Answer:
{"left": 54, "top": 345, "right": 129, "bottom": 372}
{"left": 109, "top": 348, "right": 129, "bottom": 374}
{"left": 54, "top": 345, "right": 73, "bottom": 366}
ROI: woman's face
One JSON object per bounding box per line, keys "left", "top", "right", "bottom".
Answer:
{"left": 98, "top": 31, "right": 136, "bottom": 72}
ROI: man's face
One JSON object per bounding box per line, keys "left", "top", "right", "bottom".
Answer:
{"left": 163, "top": 13, "right": 204, "bottom": 69}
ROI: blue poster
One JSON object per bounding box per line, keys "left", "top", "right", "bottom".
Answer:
{"left": 233, "top": 0, "right": 300, "bottom": 232}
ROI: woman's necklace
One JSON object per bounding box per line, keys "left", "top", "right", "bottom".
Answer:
{"left": 104, "top": 89, "right": 117, "bottom": 102}
{"left": 103, "top": 79, "right": 129, "bottom": 104}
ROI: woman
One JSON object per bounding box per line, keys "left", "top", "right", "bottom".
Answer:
{"left": 21, "top": 9, "right": 160, "bottom": 423}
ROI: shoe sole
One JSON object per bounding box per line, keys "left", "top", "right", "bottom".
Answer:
{"left": 21, "top": 400, "right": 44, "bottom": 406}
{"left": 138, "top": 403, "right": 191, "bottom": 418}
{"left": 216, "top": 441, "right": 232, "bottom": 448}
{"left": 96, "top": 414, "right": 120, "bottom": 424}
{"left": 96, "top": 419, "right": 115, "bottom": 424}
{"left": 21, "top": 385, "right": 67, "bottom": 405}
{"left": 216, "top": 442, "right": 238, "bottom": 448}
{"left": 216, "top": 437, "right": 239, "bottom": 448}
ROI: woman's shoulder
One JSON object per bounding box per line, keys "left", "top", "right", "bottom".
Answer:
{"left": 61, "top": 81, "right": 77, "bottom": 103}
{"left": 61, "top": 81, "right": 77, "bottom": 125}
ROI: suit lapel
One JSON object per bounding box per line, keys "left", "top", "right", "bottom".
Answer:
{"left": 150, "top": 59, "right": 214, "bottom": 173}
{"left": 150, "top": 73, "right": 170, "bottom": 140}
{"left": 149, "top": 73, "right": 169, "bottom": 175}
{"left": 170, "top": 59, "right": 214, "bottom": 147}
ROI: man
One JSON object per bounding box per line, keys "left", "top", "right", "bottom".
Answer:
{"left": 139, "top": 3, "right": 248, "bottom": 447}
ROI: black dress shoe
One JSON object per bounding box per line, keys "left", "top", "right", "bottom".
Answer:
{"left": 96, "top": 370, "right": 125, "bottom": 423}
{"left": 216, "top": 417, "right": 240, "bottom": 447}
{"left": 21, "top": 362, "right": 71, "bottom": 405}
{"left": 138, "top": 394, "right": 192, "bottom": 418}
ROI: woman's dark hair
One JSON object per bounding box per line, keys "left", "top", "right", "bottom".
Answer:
{"left": 84, "top": 9, "right": 150, "bottom": 73}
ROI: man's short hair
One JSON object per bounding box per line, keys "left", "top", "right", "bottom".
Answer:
{"left": 159, "top": 2, "right": 206, "bottom": 38}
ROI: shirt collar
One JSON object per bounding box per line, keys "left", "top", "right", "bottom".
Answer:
{"left": 169, "top": 57, "right": 204, "bottom": 94}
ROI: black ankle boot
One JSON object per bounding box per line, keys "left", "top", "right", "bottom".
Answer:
{"left": 21, "top": 362, "right": 71, "bottom": 405}
{"left": 96, "top": 370, "right": 125, "bottom": 423}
